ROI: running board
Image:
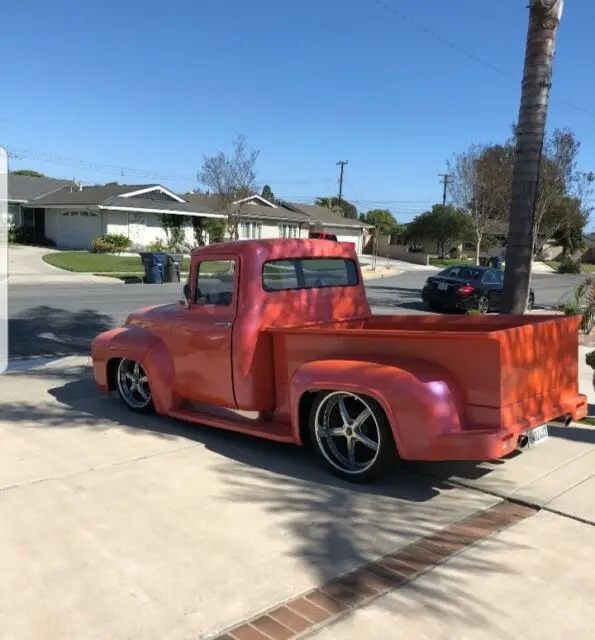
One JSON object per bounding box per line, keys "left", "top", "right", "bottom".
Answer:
{"left": 167, "top": 405, "right": 295, "bottom": 443}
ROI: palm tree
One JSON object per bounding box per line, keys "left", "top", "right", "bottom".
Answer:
{"left": 501, "top": 0, "right": 564, "bottom": 314}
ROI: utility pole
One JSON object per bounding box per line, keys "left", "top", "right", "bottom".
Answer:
{"left": 438, "top": 173, "right": 453, "bottom": 206}
{"left": 502, "top": 0, "right": 564, "bottom": 314}
{"left": 337, "top": 160, "right": 348, "bottom": 206}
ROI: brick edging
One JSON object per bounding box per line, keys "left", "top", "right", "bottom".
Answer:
{"left": 211, "top": 500, "right": 536, "bottom": 640}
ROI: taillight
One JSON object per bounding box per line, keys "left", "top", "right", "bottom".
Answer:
{"left": 457, "top": 285, "right": 474, "bottom": 295}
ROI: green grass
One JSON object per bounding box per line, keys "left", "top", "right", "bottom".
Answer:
{"left": 546, "top": 261, "right": 595, "bottom": 274}
{"left": 579, "top": 417, "right": 595, "bottom": 427}
{"left": 43, "top": 252, "right": 191, "bottom": 273}
{"left": 429, "top": 257, "right": 475, "bottom": 268}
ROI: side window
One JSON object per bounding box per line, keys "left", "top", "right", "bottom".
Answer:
{"left": 195, "top": 260, "right": 236, "bottom": 306}
{"left": 482, "top": 270, "right": 498, "bottom": 284}
{"left": 443, "top": 267, "right": 459, "bottom": 278}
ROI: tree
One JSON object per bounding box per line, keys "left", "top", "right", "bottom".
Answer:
{"left": 551, "top": 196, "right": 590, "bottom": 259}
{"left": 361, "top": 209, "right": 397, "bottom": 235}
{"left": 261, "top": 184, "right": 276, "bottom": 203}
{"left": 315, "top": 197, "right": 358, "bottom": 220}
{"left": 11, "top": 169, "right": 46, "bottom": 178}
{"left": 197, "top": 135, "right": 259, "bottom": 240}
{"left": 159, "top": 214, "right": 186, "bottom": 247}
{"left": 502, "top": 0, "right": 564, "bottom": 314}
{"left": 447, "top": 142, "right": 513, "bottom": 264}
{"left": 406, "top": 204, "right": 473, "bottom": 257}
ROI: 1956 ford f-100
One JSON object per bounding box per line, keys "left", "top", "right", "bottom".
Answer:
{"left": 91, "top": 239, "right": 587, "bottom": 481}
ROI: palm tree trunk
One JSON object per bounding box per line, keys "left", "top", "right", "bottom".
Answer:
{"left": 501, "top": 0, "right": 564, "bottom": 314}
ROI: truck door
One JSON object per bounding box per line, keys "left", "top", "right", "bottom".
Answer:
{"left": 173, "top": 256, "right": 238, "bottom": 407}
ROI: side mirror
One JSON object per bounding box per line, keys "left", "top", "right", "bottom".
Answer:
{"left": 180, "top": 283, "right": 192, "bottom": 309}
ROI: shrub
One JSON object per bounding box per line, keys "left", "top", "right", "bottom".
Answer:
{"left": 557, "top": 275, "right": 595, "bottom": 334}
{"left": 8, "top": 226, "right": 34, "bottom": 244}
{"left": 146, "top": 239, "right": 167, "bottom": 252}
{"left": 449, "top": 246, "right": 462, "bottom": 260}
{"left": 557, "top": 256, "right": 582, "bottom": 274}
{"left": 91, "top": 233, "right": 132, "bottom": 254}
{"left": 8, "top": 226, "right": 56, "bottom": 246}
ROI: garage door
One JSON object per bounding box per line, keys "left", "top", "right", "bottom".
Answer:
{"left": 58, "top": 211, "right": 103, "bottom": 249}
{"left": 337, "top": 233, "right": 362, "bottom": 254}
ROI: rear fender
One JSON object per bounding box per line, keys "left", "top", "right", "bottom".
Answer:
{"left": 290, "top": 358, "right": 464, "bottom": 459}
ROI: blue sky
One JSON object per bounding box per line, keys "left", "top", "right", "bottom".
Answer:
{"left": 2, "top": 0, "right": 594, "bottom": 223}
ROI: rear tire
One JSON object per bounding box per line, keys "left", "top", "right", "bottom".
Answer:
{"left": 309, "top": 391, "right": 397, "bottom": 483}
{"left": 477, "top": 295, "right": 490, "bottom": 314}
{"left": 528, "top": 293, "right": 535, "bottom": 310}
{"left": 426, "top": 301, "right": 442, "bottom": 312}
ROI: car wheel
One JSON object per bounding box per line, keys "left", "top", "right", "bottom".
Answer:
{"left": 477, "top": 295, "right": 490, "bottom": 314}
{"left": 528, "top": 293, "right": 535, "bottom": 310}
{"left": 426, "top": 301, "right": 442, "bottom": 312}
{"left": 116, "top": 358, "right": 155, "bottom": 413}
{"left": 309, "top": 391, "right": 397, "bottom": 482}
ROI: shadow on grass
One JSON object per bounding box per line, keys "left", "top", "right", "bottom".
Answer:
{"left": 8, "top": 306, "right": 114, "bottom": 360}
{"left": 0, "top": 367, "right": 529, "bottom": 628}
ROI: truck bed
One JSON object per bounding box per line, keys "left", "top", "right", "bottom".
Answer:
{"left": 269, "top": 314, "right": 586, "bottom": 436}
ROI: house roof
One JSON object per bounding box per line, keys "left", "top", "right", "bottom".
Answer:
{"left": 184, "top": 193, "right": 309, "bottom": 223}
{"left": 100, "top": 195, "right": 225, "bottom": 217}
{"left": 8, "top": 174, "right": 76, "bottom": 202}
{"left": 30, "top": 184, "right": 157, "bottom": 206}
{"left": 280, "top": 201, "right": 371, "bottom": 228}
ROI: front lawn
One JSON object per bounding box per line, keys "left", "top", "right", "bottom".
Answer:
{"left": 43, "top": 252, "right": 191, "bottom": 273}
{"left": 546, "top": 261, "right": 595, "bottom": 274}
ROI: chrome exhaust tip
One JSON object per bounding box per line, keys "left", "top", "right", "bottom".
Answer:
{"left": 548, "top": 414, "right": 572, "bottom": 427}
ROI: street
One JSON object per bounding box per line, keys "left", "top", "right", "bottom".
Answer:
{"left": 7, "top": 271, "right": 584, "bottom": 360}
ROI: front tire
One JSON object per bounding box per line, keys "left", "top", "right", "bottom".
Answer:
{"left": 309, "top": 391, "right": 397, "bottom": 482}
{"left": 116, "top": 358, "right": 155, "bottom": 413}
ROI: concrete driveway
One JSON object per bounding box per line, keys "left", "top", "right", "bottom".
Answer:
{"left": 0, "top": 357, "right": 594, "bottom": 639}
{"left": 8, "top": 245, "right": 121, "bottom": 285}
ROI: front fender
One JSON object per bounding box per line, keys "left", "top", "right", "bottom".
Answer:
{"left": 140, "top": 340, "right": 178, "bottom": 414}
{"left": 290, "top": 358, "right": 464, "bottom": 460}
{"left": 91, "top": 326, "right": 158, "bottom": 394}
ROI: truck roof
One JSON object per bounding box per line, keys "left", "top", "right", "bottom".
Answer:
{"left": 191, "top": 238, "right": 357, "bottom": 261}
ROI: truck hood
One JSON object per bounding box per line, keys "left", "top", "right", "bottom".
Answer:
{"left": 125, "top": 303, "right": 179, "bottom": 329}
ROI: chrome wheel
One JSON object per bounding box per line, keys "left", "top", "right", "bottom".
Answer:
{"left": 314, "top": 392, "right": 381, "bottom": 476}
{"left": 477, "top": 296, "right": 490, "bottom": 314}
{"left": 117, "top": 359, "right": 152, "bottom": 410}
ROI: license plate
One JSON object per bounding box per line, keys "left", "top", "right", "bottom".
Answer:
{"left": 527, "top": 425, "right": 549, "bottom": 448}
{"left": 437, "top": 282, "right": 448, "bottom": 290}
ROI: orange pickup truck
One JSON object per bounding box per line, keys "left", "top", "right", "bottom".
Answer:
{"left": 91, "top": 239, "right": 587, "bottom": 482}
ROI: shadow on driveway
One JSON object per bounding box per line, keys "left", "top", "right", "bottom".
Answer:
{"left": 0, "top": 368, "right": 530, "bottom": 628}
{"left": 9, "top": 306, "right": 114, "bottom": 359}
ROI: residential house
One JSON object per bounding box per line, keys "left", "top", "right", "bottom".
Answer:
{"left": 7, "top": 174, "right": 76, "bottom": 242}
{"left": 279, "top": 201, "right": 371, "bottom": 254}
{"left": 184, "top": 193, "right": 312, "bottom": 241}
{"left": 27, "top": 182, "right": 226, "bottom": 249}
{"left": 8, "top": 174, "right": 371, "bottom": 252}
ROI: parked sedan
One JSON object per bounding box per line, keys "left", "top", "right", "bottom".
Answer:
{"left": 421, "top": 264, "right": 535, "bottom": 313}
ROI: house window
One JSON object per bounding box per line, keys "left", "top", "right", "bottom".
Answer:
{"left": 278, "top": 223, "right": 298, "bottom": 239}
{"left": 240, "top": 220, "right": 262, "bottom": 239}
{"left": 8, "top": 203, "right": 21, "bottom": 227}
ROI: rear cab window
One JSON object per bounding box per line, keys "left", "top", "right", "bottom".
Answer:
{"left": 262, "top": 258, "right": 359, "bottom": 291}
{"left": 195, "top": 259, "right": 236, "bottom": 306}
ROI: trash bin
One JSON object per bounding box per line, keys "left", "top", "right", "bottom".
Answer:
{"left": 139, "top": 252, "right": 167, "bottom": 284}
{"left": 164, "top": 254, "right": 181, "bottom": 283}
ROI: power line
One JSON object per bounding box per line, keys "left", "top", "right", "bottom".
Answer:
{"left": 372, "top": 0, "right": 595, "bottom": 118}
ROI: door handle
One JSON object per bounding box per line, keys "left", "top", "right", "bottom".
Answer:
{"left": 214, "top": 321, "right": 231, "bottom": 328}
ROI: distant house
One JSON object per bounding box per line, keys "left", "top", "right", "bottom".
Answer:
{"left": 7, "top": 174, "right": 371, "bottom": 252}
{"left": 7, "top": 174, "right": 76, "bottom": 242}
{"left": 279, "top": 201, "right": 371, "bottom": 254}
{"left": 26, "top": 182, "right": 226, "bottom": 249}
